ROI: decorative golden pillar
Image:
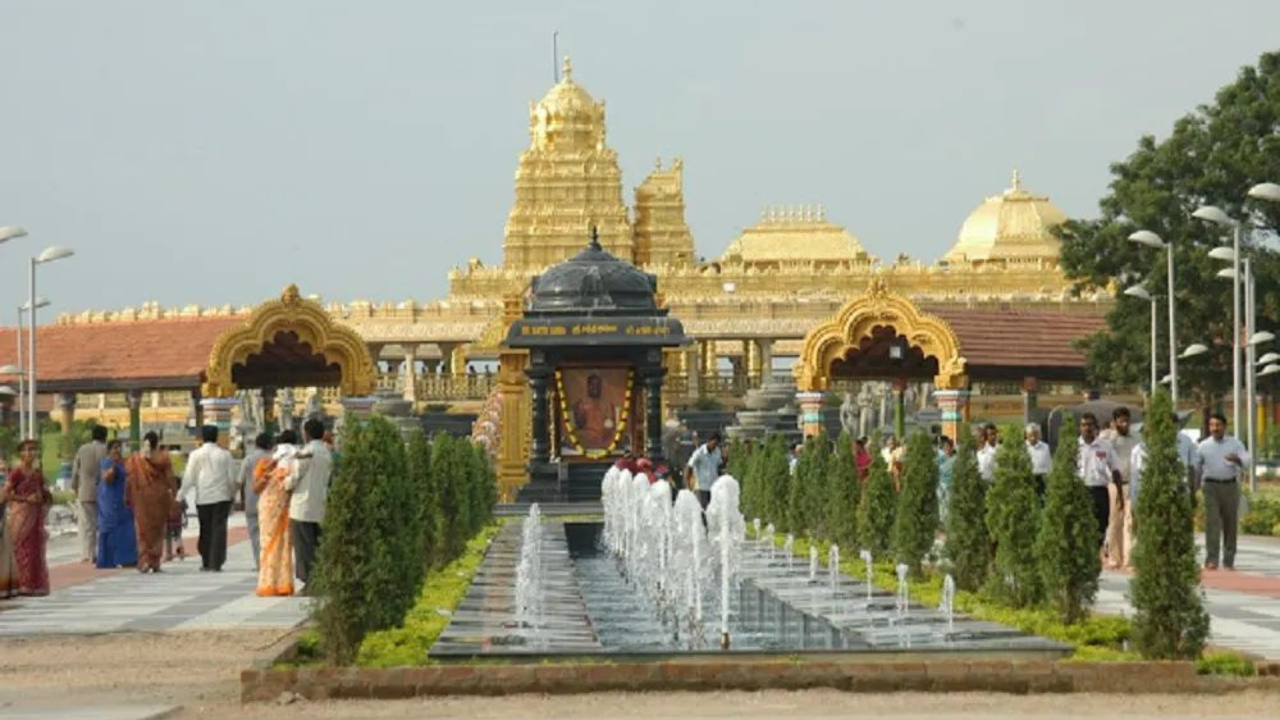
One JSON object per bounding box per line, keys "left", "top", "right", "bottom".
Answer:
{"left": 700, "top": 339, "right": 718, "bottom": 386}
{"left": 496, "top": 348, "right": 530, "bottom": 501}
{"left": 744, "top": 339, "right": 759, "bottom": 383}
{"left": 686, "top": 345, "right": 701, "bottom": 397}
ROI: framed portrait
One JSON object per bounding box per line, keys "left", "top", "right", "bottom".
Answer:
{"left": 558, "top": 367, "right": 631, "bottom": 455}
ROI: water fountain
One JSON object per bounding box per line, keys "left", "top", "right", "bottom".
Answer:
{"left": 939, "top": 574, "right": 956, "bottom": 636}
{"left": 828, "top": 545, "right": 840, "bottom": 596}
{"left": 894, "top": 563, "right": 910, "bottom": 619}
{"left": 514, "top": 504, "right": 544, "bottom": 645}
{"left": 859, "top": 549, "right": 874, "bottom": 604}
{"left": 808, "top": 545, "right": 818, "bottom": 583}
{"left": 783, "top": 534, "right": 795, "bottom": 574}
{"left": 764, "top": 523, "right": 776, "bottom": 561}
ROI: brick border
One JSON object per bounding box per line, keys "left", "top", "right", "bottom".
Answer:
{"left": 241, "top": 657, "right": 1280, "bottom": 702}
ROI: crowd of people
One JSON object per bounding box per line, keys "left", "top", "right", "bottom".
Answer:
{"left": 0, "top": 418, "right": 335, "bottom": 601}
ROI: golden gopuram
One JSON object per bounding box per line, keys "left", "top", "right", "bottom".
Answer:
{"left": 3, "top": 57, "right": 1116, "bottom": 499}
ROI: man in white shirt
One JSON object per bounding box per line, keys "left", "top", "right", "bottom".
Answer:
{"left": 1099, "top": 407, "right": 1140, "bottom": 570}
{"left": 977, "top": 424, "right": 999, "bottom": 482}
{"left": 238, "top": 432, "right": 273, "bottom": 571}
{"left": 685, "top": 432, "right": 722, "bottom": 510}
{"left": 1077, "top": 412, "right": 1121, "bottom": 551}
{"left": 288, "top": 418, "right": 333, "bottom": 586}
{"left": 1197, "top": 412, "right": 1251, "bottom": 570}
{"left": 1025, "top": 423, "right": 1052, "bottom": 501}
{"left": 179, "top": 425, "right": 237, "bottom": 572}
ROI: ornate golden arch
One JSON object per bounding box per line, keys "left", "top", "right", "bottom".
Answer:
{"left": 794, "top": 276, "right": 967, "bottom": 391}
{"left": 202, "top": 284, "right": 378, "bottom": 398}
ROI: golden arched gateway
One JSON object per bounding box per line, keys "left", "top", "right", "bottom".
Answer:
{"left": 202, "top": 284, "right": 377, "bottom": 398}
{"left": 794, "top": 276, "right": 967, "bottom": 392}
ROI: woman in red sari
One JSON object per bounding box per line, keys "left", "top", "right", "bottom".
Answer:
{"left": 125, "top": 432, "right": 176, "bottom": 573}
{"left": 4, "top": 440, "right": 51, "bottom": 596}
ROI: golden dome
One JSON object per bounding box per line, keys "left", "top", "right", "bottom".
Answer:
{"left": 721, "top": 205, "right": 872, "bottom": 265}
{"left": 528, "top": 57, "right": 606, "bottom": 152}
{"left": 943, "top": 171, "right": 1066, "bottom": 265}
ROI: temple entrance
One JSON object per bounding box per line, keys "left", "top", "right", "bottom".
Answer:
{"left": 794, "top": 277, "right": 968, "bottom": 440}
{"left": 201, "top": 285, "right": 378, "bottom": 439}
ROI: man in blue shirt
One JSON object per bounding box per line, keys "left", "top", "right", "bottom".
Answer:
{"left": 685, "top": 433, "right": 722, "bottom": 510}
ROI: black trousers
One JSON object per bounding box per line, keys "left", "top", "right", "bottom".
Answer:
{"left": 1088, "top": 486, "right": 1111, "bottom": 550}
{"left": 291, "top": 520, "right": 322, "bottom": 584}
{"left": 196, "top": 501, "right": 231, "bottom": 570}
{"left": 1032, "top": 474, "right": 1047, "bottom": 503}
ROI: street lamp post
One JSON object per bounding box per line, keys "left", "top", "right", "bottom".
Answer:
{"left": 12, "top": 299, "right": 50, "bottom": 441}
{"left": 1127, "top": 231, "right": 1178, "bottom": 406}
{"left": 1124, "top": 284, "right": 1157, "bottom": 397}
{"left": 1194, "top": 206, "right": 1244, "bottom": 432}
{"left": 27, "top": 247, "right": 74, "bottom": 439}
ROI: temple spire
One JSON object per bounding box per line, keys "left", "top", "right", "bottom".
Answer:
{"left": 562, "top": 55, "right": 573, "bottom": 82}
{"left": 588, "top": 225, "right": 601, "bottom": 251}
{"left": 1010, "top": 168, "right": 1022, "bottom": 192}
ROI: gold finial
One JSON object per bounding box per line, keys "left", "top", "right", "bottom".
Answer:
{"left": 867, "top": 274, "right": 889, "bottom": 298}
{"left": 655, "top": 156, "right": 663, "bottom": 171}
{"left": 562, "top": 56, "right": 573, "bottom": 82}
{"left": 1011, "top": 168, "right": 1022, "bottom": 192}
{"left": 281, "top": 284, "right": 301, "bottom": 304}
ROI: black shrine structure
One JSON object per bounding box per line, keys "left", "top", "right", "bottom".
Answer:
{"left": 505, "top": 229, "right": 689, "bottom": 503}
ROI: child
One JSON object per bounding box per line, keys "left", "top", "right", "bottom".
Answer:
{"left": 164, "top": 483, "right": 187, "bottom": 562}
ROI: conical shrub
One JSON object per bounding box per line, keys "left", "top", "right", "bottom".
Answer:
{"left": 893, "top": 430, "right": 940, "bottom": 578}
{"left": 1130, "top": 390, "right": 1209, "bottom": 659}
{"left": 946, "top": 428, "right": 991, "bottom": 592}
{"left": 790, "top": 431, "right": 830, "bottom": 537}
{"left": 828, "top": 430, "right": 860, "bottom": 549}
{"left": 985, "top": 427, "right": 1043, "bottom": 607}
{"left": 857, "top": 434, "right": 896, "bottom": 558}
{"left": 1035, "top": 414, "right": 1101, "bottom": 623}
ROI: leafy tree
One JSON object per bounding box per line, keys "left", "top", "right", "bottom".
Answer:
{"left": 790, "top": 431, "right": 830, "bottom": 537}
{"left": 945, "top": 429, "right": 991, "bottom": 592}
{"left": 1131, "top": 390, "right": 1209, "bottom": 659}
{"left": 984, "top": 428, "right": 1044, "bottom": 607}
{"left": 758, "top": 434, "right": 791, "bottom": 528}
{"left": 827, "top": 430, "right": 860, "bottom": 549}
{"left": 431, "top": 433, "right": 469, "bottom": 561}
{"left": 892, "top": 430, "right": 940, "bottom": 578}
{"left": 1059, "top": 51, "right": 1280, "bottom": 408}
{"left": 727, "top": 439, "right": 753, "bottom": 516}
{"left": 468, "top": 442, "right": 497, "bottom": 533}
{"left": 1035, "top": 414, "right": 1101, "bottom": 624}
{"left": 856, "top": 434, "right": 896, "bottom": 558}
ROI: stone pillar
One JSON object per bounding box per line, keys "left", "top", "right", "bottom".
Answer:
{"left": 686, "top": 346, "right": 701, "bottom": 397}
{"left": 528, "top": 368, "right": 551, "bottom": 465}
{"left": 200, "top": 397, "right": 238, "bottom": 445}
{"left": 934, "top": 389, "right": 971, "bottom": 444}
{"left": 402, "top": 343, "right": 420, "bottom": 403}
{"left": 1022, "top": 376, "right": 1039, "bottom": 427}
{"left": 261, "top": 387, "right": 277, "bottom": 435}
{"left": 743, "top": 339, "right": 758, "bottom": 383}
{"left": 797, "top": 391, "right": 825, "bottom": 438}
{"left": 893, "top": 377, "right": 907, "bottom": 439}
{"left": 190, "top": 389, "right": 204, "bottom": 430}
{"left": 758, "top": 338, "right": 775, "bottom": 383}
{"left": 58, "top": 393, "right": 76, "bottom": 484}
{"left": 127, "top": 389, "right": 143, "bottom": 450}
{"left": 643, "top": 370, "right": 666, "bottom": 461}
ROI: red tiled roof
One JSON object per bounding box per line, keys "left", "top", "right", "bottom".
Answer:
{"left": 930, "top": 308, "right": 1106, "bottom": 368}
{"left": 0, "top": 316, "right": 243, "bottom": 391}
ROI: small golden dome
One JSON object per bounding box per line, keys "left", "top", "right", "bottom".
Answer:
{"left": 528, "top": 57, "right": 606, "bottom": 152}
{"left": 721, "top": 205, "right": 872, "bottom": 265}
{"left": 943, "top": 171, "right": 1066, "bottom": 265}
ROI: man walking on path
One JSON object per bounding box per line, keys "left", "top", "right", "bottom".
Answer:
{"left": 288, "top": 418, "right": 332, "bottom": 588}
{"left": 684, "top": 432, "right": 722, "bottom": 510}
{"left": 238, "top": 432, "right": 273, "bottom": 570}
{"left": 179, "top": 425, "right": 237, "bottom": 572}
{"left": 70, "top": 425, "right": 108, "bottom": 564}
{"left": 1198, "top": 413, "right": 1251, "bottom": 570}
{"left": 1077, "top": 412, "right": 1121, "bottom": 552}
{"left": 1100, "top": 407, "right": 1139, "bottom": 570}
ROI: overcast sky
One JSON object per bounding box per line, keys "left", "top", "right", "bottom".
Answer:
{"left": 2, "top": 1, "right": 1278, "bottom": 318}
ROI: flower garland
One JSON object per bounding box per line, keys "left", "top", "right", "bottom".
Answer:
{"left": 555, "top": 368, "right": 633, "bottom": 459}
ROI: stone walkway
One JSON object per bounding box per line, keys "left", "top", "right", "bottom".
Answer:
{"left": 0, "top": 511, "right": 308, "bottom": 637}
{"left": 1097, "top": 534, "right": 1280, "bottom": 659}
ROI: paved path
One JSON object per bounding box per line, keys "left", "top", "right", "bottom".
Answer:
{"left": 0, "top": 511, "right": 308, "bottom": 637}
{"left": 1098, "top": 533, "right": 1280, "bottom": 659}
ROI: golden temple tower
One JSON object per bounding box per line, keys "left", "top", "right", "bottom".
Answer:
{"left": 721, "top": 204, "right": 873, "bottom": 269}
{"left": 502, "top": 57, "right": 633, "bottom": 268}
{"left": 633, "top": 158, "right": 695, "bottom": 266}
{"left": 942, "top": 170, "right": 1066, "bottom": 266}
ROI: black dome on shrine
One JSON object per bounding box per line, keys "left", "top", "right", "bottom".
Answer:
{"left": 527, "top": 230, "right": 659, "bottom": 315}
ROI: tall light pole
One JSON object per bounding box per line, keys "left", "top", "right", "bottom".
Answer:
{"left": 1123, "top": 284, "right": 1158, "bottom": 397}
{"left": 13, "top": 299, "right": 50, "bottom": 440}
{"left": 1194, "top": 206, "right": 1243, "bottom": 431}
{"left": 1127, "top": 231, "right": 1177, "bottom": 406}
{"left": 27, "top": 247, "right": 74, "bottom": 439}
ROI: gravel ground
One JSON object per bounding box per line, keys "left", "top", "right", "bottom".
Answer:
{"left": 3, "top": 630, "right": 1279, "bottom": 719}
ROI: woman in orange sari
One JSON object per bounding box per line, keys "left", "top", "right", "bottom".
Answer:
{"left": 125, "top": 432, "right": 176, "bottom": 573}
{"left": 255, "top": 430, "right": 294, "bottom": 597}
{"left": 4, "top": 440, "right": 51, "bottom": 596}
